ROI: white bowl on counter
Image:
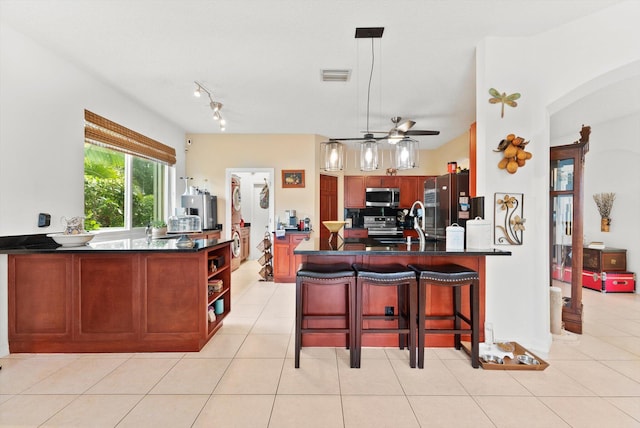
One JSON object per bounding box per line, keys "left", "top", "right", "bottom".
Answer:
{"left": 47, "top": 232, "right": 95, "bottom": 247}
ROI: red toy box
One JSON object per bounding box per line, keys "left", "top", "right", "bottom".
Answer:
{"left": 582, "top": 270, "right": 636, "bottom": 293}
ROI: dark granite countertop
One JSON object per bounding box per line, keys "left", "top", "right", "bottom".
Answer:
{"left": 294, "top": 237, "right": 511, "bottom": 256}
{"left": 0, "top": 233, "right": 232, "bottom": 254}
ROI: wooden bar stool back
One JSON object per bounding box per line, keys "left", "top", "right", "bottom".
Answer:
{"left": 295, "top": 262, "right": 357, "bottom": 368}
{"left": 352, "top": 263, "right": 417, "bottom": 368}
{"left": 408, "top": 263, "right": 480, "bottom": 368}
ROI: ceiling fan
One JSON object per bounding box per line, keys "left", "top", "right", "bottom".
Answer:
{"left": 329, "top": 116, "right": 439, "bottom": 143}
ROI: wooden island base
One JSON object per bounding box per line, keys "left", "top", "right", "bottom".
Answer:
{"left": 295, "top": 237, "right": 510, "bottom": 348}
{"left": 7, "top": 239, "right": 231, "bottom": 353}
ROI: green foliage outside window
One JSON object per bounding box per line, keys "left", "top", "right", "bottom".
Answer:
{"left": 84, "top": 144, "right": 164, "bottom": 230}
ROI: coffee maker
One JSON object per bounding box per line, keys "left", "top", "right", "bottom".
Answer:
{"left": 285, "top": 209, "right": 298, "bottom": 229}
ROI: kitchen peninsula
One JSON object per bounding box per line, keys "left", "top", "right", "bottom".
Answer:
{"left": 3, "top": 236, "right": 232, "bottom": 353}
{"left": 294, "top": 237, "right": 510, "bottom": 348}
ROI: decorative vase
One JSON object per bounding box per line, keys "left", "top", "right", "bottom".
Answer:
{"left": 600, "top": 217, "right": 610, "bottom": 232}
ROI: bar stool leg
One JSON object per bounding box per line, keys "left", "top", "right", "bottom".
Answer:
{"left": 295, "top": 277, "right": 303, "bottom": 368}
{"left": 417, "top": 281, "right": 426, "bottom": 369}
{"left": 409, "top": 277, "right": 417, "bottom": 369}
{"left": 471, "top": 279, "right": 480, "bottom": 368}
{"left": 453, "top": 285, "right": 461, "bottom": 350}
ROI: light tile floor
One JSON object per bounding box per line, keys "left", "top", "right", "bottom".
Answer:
{"left": 1, "top": 260, "right": 639, "bottom": 427}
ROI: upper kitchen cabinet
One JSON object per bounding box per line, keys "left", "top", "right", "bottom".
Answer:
{"left": 365, "top": 176, "right": 398, "bottom": 188}
{"left": 344, "top": 176, "right": 366, "bottom": 208}
{"left": 399, "top": 176, "right": 432, "bottom": 208}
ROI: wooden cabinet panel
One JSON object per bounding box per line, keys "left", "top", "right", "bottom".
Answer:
{"left": 144, "top": 255, "right": 201, "bottom": 334}
{"left": 9, "top": 254, "right": 72, "bottom": 337}
{"left": 344, "top": 176, "right": 365, "bottom": 208}
{"left": 399, "top": 176, "right": 419, "bottom": 208}
{"left": 240, "top": 227, "right": 250, "bottom": 260}
{"left": 344, "top": 228, "right": 368, "bottom": 238}
{"left": 76, "top": 255, "right": 137, "bottom": 338}
{"left": 366, "top": 176, "right": 398, "bottom": 188}
{"left": 273, "top": 232, "right": 310, "bottom": 282}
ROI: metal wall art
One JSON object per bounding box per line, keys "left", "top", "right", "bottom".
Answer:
{"left": 488, "top": 88, "right": 520, "bottom": 118}
{"left": 495, "top": 133, "right": 532, "bottom": 174}
{"left": 494, "top": 193, "right": 525, "bottom": 245}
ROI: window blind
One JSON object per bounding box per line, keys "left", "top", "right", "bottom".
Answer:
{"left": 84, "top": 110, "right": 176, "bottom": 165}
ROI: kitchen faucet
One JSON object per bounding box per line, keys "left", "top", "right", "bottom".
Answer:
{"left": 409, "top": 200, "right": 427, "bottom": 251}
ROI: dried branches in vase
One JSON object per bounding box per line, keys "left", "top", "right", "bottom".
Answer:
{"left": 593, "top": 192, "right": 615, "bottom": 232}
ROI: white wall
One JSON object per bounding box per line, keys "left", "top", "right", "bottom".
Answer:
{"left": 477, "top": 1, "right": 640, "bottom": 353}
{"left": 0, "top": 25, "right": 186, "bottom": 356}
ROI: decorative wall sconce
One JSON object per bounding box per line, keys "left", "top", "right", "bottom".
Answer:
{"left": 593, "top": 192, "right": 615, "bottom": 232}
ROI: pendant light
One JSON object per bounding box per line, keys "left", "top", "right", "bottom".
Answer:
{"left": 396, "top": 137, "right": 418, "bottom": 170}
{"left": 360, "top": 139, "right": 378, "bottom": 171}
{"left": 321, "top": 141, "right": 344, "bottom": 171}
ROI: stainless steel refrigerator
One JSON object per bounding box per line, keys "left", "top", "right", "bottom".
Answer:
{"left": 423, "top": 171, "right": 470, "bottom": 239}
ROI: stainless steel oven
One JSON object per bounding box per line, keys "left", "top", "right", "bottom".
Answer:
{"left": 364, "top": 216, "right": 404, "bottom": 243}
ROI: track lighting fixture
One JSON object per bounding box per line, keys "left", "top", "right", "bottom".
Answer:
{"left": 194, "top": 81, "right": 225, "bottom": 131}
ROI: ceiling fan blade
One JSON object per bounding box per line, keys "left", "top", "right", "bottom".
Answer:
{"left": 330, "top": 135, "right": 386, "bottom": 141}
{"left": 405, "top": 130, "right": 440, "bottom": 136}
{"left": 396, "top": 120, "right": 416, "bottom": 133}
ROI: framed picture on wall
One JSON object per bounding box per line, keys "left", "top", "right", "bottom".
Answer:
{"left": 282, "top": 170, "right": 305, "bottom": 188}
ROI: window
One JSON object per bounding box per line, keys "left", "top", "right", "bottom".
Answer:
{"left": 84, "top": 110, "right": 175, "bottom": 231}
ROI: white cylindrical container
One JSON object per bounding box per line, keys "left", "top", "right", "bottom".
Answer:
{"left": 446, "top": 223, "right": 465, "bottom": 250}
{"left": 550, "top": 286, "right": 563, "bottom": 335}
{"left": 466, "top": 217, "right": 492, "bottom": 249}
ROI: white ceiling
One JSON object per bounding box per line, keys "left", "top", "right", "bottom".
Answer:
{"left": 0, "top": 0, "right": 629, "bottom": 149}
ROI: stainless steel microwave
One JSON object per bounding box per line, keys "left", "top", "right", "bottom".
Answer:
{"left": 365, "top": 187, "right": 400, "bottom": 207}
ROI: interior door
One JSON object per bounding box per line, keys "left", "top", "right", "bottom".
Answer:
{"left": 319, "top": 174, "right": 338, "bottom": 240}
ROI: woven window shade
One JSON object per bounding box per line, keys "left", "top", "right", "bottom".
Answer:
{"left": 84, "top": 110, "right": 176, "bottom": 165}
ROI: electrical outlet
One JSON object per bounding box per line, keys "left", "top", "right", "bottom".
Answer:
{"left": 38, "top": 213, "right": 51, "bottom": 227}
{"left": 384, "top": 306, "right": 394, "bottom": 316}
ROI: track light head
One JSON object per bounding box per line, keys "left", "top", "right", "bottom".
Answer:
{"left": 194, "top": 80, "right": 227, "bottom": 131}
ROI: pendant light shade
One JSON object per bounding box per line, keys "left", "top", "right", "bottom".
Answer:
{"left": 360, "top": 140, "right": 379, "bottom": 171}
{"left": 396, "top": 137, "right": 418, "bottom": 170}
{"left": 321, "top": 141, "right": 344, "bottom": 171}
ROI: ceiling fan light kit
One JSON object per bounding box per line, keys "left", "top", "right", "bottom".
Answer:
{"left": 194, "top": 81, "right": 225, "bottom": 132}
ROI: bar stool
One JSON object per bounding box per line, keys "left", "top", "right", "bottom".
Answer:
{"left": 408, "top": 263, "right": 480, "bottom": 368}
{"left": 352, "top": 263, "right": 417, "bottom": 368}
{"left": 295, "top": 262, "right": 357, "bottom": 368}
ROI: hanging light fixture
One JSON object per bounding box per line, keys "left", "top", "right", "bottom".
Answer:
{"left": 194, "top": 81, "right": 225, "bottom": 131}
{"left": 321, "top": 141, "right": 344, "bottom": 171}
{"left": 395, "top": 137, "right": 418, "bottom": 170}
{"left": 357, "top": 33, "right": 382, "bottom": 171}
{"left": 360, "top": 139, "right": 378, "bottom": 171}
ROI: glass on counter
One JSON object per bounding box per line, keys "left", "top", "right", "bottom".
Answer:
{"left": 167, "top": 215, "right": 202, "bottom": 233}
